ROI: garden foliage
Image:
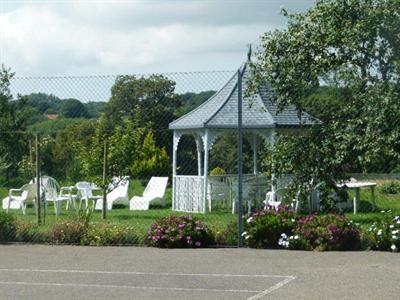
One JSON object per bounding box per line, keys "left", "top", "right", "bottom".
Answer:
{"left": 380, "top": 181, "right": 400, "bottom": 195}
{"left": 0, "top": 212, "right": 17, "bottom": 242}
{"left": 289, "top": 214, "right": 361, "bottom": 251}
{"left": 48, "top": 213, "right": 90, "bottom": 244}
{"left": 244, "top": 206, "right": 297, "bottom": 248}
{"left": 82, "top": 223, "right": 141, "bottom": 246}
{"left": 367, "top": 211, "right": 400, "bottom": 252}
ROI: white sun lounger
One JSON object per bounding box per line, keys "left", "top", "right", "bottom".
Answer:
{"left": 129, "top": 177, "right": 168, "bottom": 210}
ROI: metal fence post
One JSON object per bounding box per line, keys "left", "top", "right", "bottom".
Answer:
{"left": 35, "top": 133, "right": 41, "bottom": 225}
{"left": 102, "top": 139, "right": 108, "bottom": 219}
{"left": 237, "top": 67, "right": 244, "bottom": 247}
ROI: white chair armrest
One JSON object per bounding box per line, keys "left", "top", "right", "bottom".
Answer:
{"left": 9, "top": 189, "right": 23, "bottom": 197}
{"left": 59, "top": 186, "right": 72, "bottom": 197}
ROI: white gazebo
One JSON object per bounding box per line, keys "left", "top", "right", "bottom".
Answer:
{"left": 169, "top": 61, "right": 316, "bottom": 213}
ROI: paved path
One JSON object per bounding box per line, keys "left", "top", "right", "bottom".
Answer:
{"left": 0, "top": 245, "right": 398, "bottom": 299}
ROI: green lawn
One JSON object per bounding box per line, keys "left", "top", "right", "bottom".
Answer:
{"left": 1, "top": 178, "right": 235, "bottom": 237}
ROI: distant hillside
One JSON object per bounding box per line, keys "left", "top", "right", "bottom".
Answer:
{"left": 23, "top": 93, "right": 106, "bottom": 124}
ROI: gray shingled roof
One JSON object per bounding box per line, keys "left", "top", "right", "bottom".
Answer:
{"left": 169, "top": 63, "right": 317, "bottom": 130}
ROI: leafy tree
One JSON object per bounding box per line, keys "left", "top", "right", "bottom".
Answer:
{"left": 84, "top": 101, "right": 106, "bottom": 119}
{"left": 52, "top": 120, "right": 97, "bottom": 180}
{"left": 28, "top": 118, "right": 88, "bottom": 137}
{"left": 177, "top": 90, "right": 215, "bottom": 115}
{"left": 253, "top": 0, "right": 400, "bottom": 209}
{"left": 131, "top": 131, "right": 169, "bottom": 179}
{"left": 102, "top": 75, "right": 181, "bottom": 151}
{"left": 0, "top": 66, "right": 29, "bottom": 181}
{"left": 26, "top": 93, "right": 62, "bottom": 114}
{"left": 60, "top": 98, "right": 90, "bottom": 118}
{"left": 76, "top": 118, "right": 168, "bottom": 217}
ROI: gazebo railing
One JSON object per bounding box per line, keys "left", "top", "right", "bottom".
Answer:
{"left": 173, "top": 175, "right": 205, "bottom": 213}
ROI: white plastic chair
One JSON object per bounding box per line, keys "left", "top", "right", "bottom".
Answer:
{"left": 54, "top": 187, "right": 74, "bottom": 216}
{"left": 264, "top": 188, "right": 298, "bottom": 210}
{"left": 76, "top": 181, "right": 95, "bottom": 209}
{"left": 2, "top": 183, "right": 36, "bottom": 214}
{"left": 95, "top": 177, "right": 130, "bottom": 211}
{"left": 264, "top": 191, "right": 281, "bottom": 209}
{"left": 129, "top": 177, "right": 168, "bottom": 210}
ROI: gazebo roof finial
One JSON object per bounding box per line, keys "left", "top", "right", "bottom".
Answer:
{"left": 247, "top": 44, "right": 252, "bottom": 62}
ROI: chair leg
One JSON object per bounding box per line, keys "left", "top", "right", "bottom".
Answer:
{"left": 6, "top": 198, "right": 10, "bottom": 214}
{"left": 21, "top": 202, "right": 26, "bottom": 215}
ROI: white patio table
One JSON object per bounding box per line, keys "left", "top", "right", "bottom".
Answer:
{"left": 336, "top": 181, "right": 377, "bottom": 214}
{"left": 76, "top": 182, "right": 103, "bottom": 210}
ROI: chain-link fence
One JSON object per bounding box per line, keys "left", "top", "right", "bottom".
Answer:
{"left": 1, "top": 66, "right": 399, "bottom": 247}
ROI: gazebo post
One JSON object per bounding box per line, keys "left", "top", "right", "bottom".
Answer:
{"left": 195, "top": 135, "right": 203, "bottom": 176}
{"left": 203, "top": 129, "right": 209, "bottom": 213}
{"left": 172, "top": 131, "right": 179, "bottom": 210}
{"left": 252, "top": 133, "right": 258, "bottom": 175}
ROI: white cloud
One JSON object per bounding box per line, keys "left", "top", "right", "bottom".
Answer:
{"left": 0, "top": 0, "right": 314, "bottom": 76}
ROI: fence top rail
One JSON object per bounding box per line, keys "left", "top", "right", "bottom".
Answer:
{"left": 175, "top": 175, "right": 205, "bottom": 179}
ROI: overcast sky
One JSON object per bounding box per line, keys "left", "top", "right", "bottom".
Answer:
{"left": 0, "top": 0, "right": 314, "bottom": 77}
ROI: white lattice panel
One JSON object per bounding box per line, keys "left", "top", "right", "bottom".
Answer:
{"left": 173, "top": 176, "right": 205, "bottom": 213}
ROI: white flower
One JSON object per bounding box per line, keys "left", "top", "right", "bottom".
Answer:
{"left": 289, "top": 236, "right": 294, "bottom": 240}
{"left": 284, "top": 241, "right": 290, "bottom": 248}
{"left": 390, "top": 244, "right": 397, "bottom": 251}
{"left": 241, "top": 231, "right": 247, "bottom": 237}
{"left": 294, "top": 235, "right": 299, "bottom": 240}
{"left": 377, "top": 230, "right": 383, "bottom": 236}
{"left": 281, "top": 233, "right": 287, "bottom": 238}
{"left": 392, "top": 230, "right": 399, "bottom": 235}
{"left": 397, "top": 220, "right": 400, "bottom": 224}
{"left": 381, "top": 210, "right": 385, "bottom": 213}
{"left": 392, "top": 235, "right": 398, "bottom": 240}
{"left": 389, "top": 225, "right": 394, "bottom": 229}
{"left": 291, "top": 219, "right": 295, "bottom": 222}
{"left": 393, "top": 216, "right": 399, "bottom": 221}
{"left": 245, "top": 235, "right": 250, "bottom": 240}
{"left": 247, "top": 217, "right": 253, "bottom": 224}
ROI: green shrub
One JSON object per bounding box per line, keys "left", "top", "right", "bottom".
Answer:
{"left": 15, "top": 220, "right": 46, "bottom": 243}
{"left": 290, "top": 214, "right": 361, "bottom": 251}
{"left": 146, "top": 215, "right": 213, "bottom": 248}
{"left": 380, "top": 181, "right": 400, "bottom": 195}
{"left": 82, "top": 223, "right": 141, "bottom": 246}
{"left": 366, "top": 212, "right": 400, "bottom": 252}
{"left": 210, "top": 167, "right": 226, "bottom": 176}
{"left": 0, "top": 212, "right": 17, "bottom": 242}
{"left": 213, "top": 221, "right": 238, "bottom": 246}
{"left": 244, "top": 206, "right": 297, "bottom": 248}
{"left": 48, "top": 214, "right": 90, "bottom": 244}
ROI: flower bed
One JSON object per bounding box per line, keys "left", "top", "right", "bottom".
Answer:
{"left": 1, "top": 210, "right": 400, "bottom": 252}
{"left": 146, "top": 215, "right": 213, "bottom": 248}
{"left": 287, "top": 214, "right": 361, "bottom": 251}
